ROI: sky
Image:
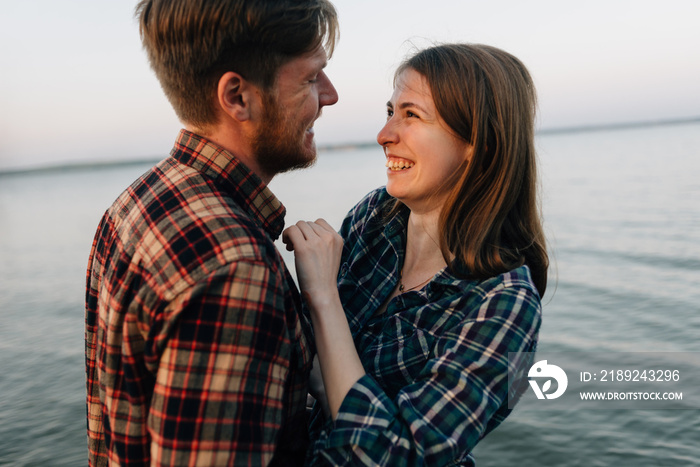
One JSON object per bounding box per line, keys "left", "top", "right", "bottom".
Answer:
{"left": 1, "top": 0, "right": 699, "bottom": 171}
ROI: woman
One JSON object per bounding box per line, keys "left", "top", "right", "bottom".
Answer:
{"left": 283, "top": 43, "right": 549, "bottom": 466}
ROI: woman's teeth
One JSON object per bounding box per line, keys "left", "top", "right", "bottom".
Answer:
{"left": 385, "top": 159, "right": 415, "bottom": 171}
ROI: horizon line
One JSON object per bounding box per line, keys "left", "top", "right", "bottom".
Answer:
{"left": 2, "top": 115, "right": 699, "bottom": 177}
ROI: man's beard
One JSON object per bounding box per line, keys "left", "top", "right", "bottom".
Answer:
{"left": 252, "top": 94, "right": 317, "bottom": 178}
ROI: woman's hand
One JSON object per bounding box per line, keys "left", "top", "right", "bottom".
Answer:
{"left": 283, "top": 219, "right": 365, "bottom": 419}
{"left": 282, "top": 219, "right": 344, "bottom": 309}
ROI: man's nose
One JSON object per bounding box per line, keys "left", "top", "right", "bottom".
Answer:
{"left": 319, "top": 71, "right": 338, "bottom": 107}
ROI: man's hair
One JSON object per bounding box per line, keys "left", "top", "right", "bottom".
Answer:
{"left": 135, "top": 0, "right": 338, "bottom": 130}
{"left": 394, "top": 43, "right": 549, "bottom": 296}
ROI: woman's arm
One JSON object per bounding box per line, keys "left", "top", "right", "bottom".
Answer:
{"left": 308, "top": 355, "right": 330, "bottom": 416}
{"left": 284, "top": 219, "right": 541, "bottom": 465}
{"left": 282, "top": 219, "right": 366, "bottom": 419}
{"left": 311, "top": 276, "right": 541, "bottom": 466}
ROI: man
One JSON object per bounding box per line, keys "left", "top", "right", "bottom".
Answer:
{"left": 85, "top": 1, "right": 338, "bottom": 465}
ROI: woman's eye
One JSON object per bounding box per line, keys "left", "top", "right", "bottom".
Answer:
{"left": 407, "top": 111, "right": 418, "bottom": 118}
{"left": 386, "top": 109, "right": 394, "bottom": 118}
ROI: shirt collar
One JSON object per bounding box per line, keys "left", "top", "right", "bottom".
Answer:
{"left": 383, "top": 199, "right": 410, "bottom": 241}
{"left": 382, "top": 202, "right": 476, "bottom": 295}
{"left": 170, "top": 129, "right": 286, "bottom": 241}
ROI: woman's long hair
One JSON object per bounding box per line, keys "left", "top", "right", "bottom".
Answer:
{"left": 395, "top": 43, "right": 549, "bottom": 296}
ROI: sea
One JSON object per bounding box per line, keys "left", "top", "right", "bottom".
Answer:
{"left": 0, "top": 120, "right": 699, "bottom": 466}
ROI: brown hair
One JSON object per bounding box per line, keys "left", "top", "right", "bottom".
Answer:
{"left": 135, "top": 0, "right": 338, "bottom": 130}
{"left": 395, "top": 43, "right": 549, "bottom": 296}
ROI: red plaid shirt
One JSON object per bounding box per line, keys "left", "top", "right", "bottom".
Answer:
{"left": 85, "top": 130, "right": 312, "bottom": 466}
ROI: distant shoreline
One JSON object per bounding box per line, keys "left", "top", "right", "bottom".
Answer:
{"left": 536, "top": 115, "right": 700, "bottom": 135}
{"left": 2, "top": 116, "right": 699, "bottom": 177}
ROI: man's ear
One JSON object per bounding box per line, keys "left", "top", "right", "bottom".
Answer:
{"left": 217, "top": 71, "right": 260, "bottom": 122}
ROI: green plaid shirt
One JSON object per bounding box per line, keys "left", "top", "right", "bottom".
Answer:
{"left": 307, "top": 188, "right": 542, "bottom": 466}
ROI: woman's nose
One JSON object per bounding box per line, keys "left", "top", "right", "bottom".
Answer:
{"left": 376, "top": 118, "right": 396, "bottom": 146}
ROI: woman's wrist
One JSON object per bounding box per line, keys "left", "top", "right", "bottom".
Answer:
{"left": 306, "top": 291, "right": 344, "bottom": 327}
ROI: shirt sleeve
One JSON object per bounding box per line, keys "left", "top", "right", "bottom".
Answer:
{"left": 310, "top": 282, "right": 541, "bottom": 466}
{"left": 146, "top": 260, "right": 292, "bottom": 466}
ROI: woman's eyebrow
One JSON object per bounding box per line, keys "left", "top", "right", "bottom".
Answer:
{"left": 393, "top": 101, "right": 430, "bottom": 115}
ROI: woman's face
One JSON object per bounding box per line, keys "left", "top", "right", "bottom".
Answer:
{"left": 377, "top": 68, "right": 471, "bottom": 213}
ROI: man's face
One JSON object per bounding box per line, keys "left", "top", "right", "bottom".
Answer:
{"left": 253, "top": 46, "right": 338, "bottom": 177}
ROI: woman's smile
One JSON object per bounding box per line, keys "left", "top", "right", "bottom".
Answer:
{"left": 385, "top": 155, "right": 415, "bottom": 171}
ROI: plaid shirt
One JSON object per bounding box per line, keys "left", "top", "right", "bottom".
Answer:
{"left": 85, "top": 130, "right": 312, "bottom": 466}
{"left": 307, "top": 188, "right": 541, "bottom": 466}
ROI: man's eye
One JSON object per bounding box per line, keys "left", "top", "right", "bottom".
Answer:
{"left": 386, "top": 109, "right": 394, "bottom": 118}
